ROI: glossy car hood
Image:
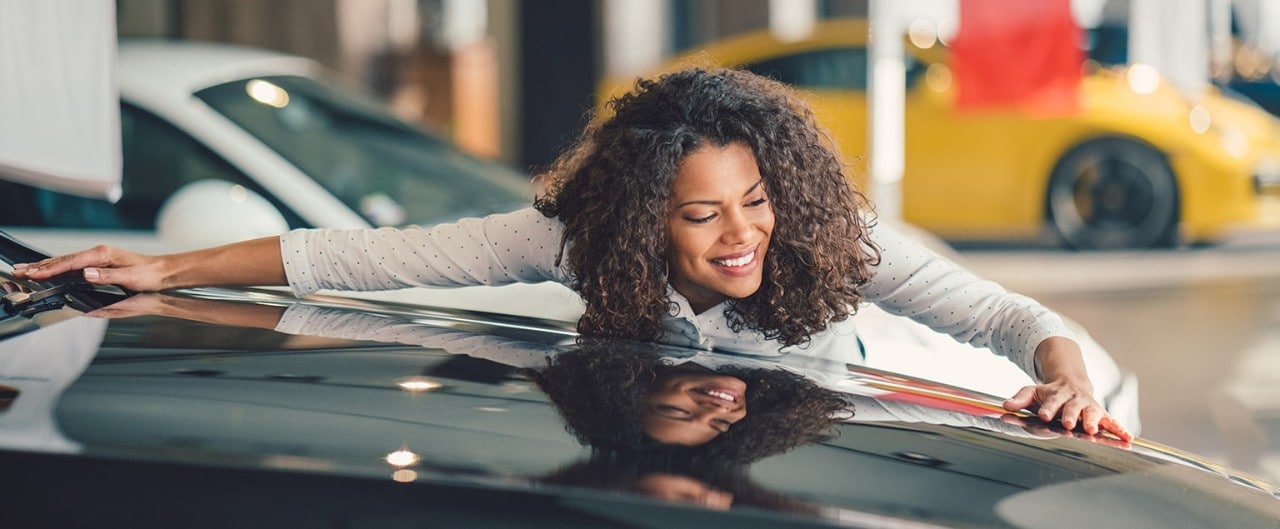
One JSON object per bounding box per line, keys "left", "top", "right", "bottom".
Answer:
{"left": 2, "top": 285, "right": 1279, "bottom": 528}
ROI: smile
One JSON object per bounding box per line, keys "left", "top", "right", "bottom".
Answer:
{"left": 711, "top": 249, "right": 756, "bottom": 269}
{"left": 693, "top": 387, "right": 740, "bottom": 404}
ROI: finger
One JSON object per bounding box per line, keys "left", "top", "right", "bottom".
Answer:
{"left": 1079, "top": 405, "right": 1107, "bottom": 435}
{"left": 1035, "top": 389, "right": 1074, "bottom": 423}
{"left": 81, "top": 265, "right": 147, "bottom": 289}
{"left": 15, "top": 247, "right": 112, "bottom": 279}
{"left": 1003, "top": 386, "right": 1038, "bottom": 412}
{"left": 1057, "top": 398, "right": 1090, "bottom": 431}
{"left": 1098, "top": 416, "right": 1133, "bottom": 442}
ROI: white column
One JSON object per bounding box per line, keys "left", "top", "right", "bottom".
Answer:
{"left": 602, "top": 0, "right": 668, "bottom": 78}
{"left": 769, "top": 0, "right": 817, "bottom": 42}
{"left": 868, "top": 0, "right": 905, "bottom": 221}
{"left": 1130, "top": 0, "right": 1207, "bottom": 98}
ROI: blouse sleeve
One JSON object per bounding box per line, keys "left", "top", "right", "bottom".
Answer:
{"left": 279, "top": 207, "right": 570, "bottom": 297}
{"left": 274, "top": 303, "right": 563, "bottom": 370}
{"left": 859, "top": 221, "right": 1075, "bottom": 380}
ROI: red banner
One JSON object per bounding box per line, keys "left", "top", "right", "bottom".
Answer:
{"left": 951, "top": 0, "right": 1083, "bottom": 116}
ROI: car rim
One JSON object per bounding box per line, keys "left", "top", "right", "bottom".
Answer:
{"left": 1049, "top": 141, "right": 1176, "bottom": 249}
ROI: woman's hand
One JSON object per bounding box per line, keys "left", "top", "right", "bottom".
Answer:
{"left": 1002, "top": 379, "right": 1132, "bottom": 442}
{"left": 13, "top": 245, "right": 168, "bottom": 292}
{"left": 11, "top": 236, "right": 287, "bottom": 292}
{"left": 1003, "top": 336, "right": 1133, "bottom": 442}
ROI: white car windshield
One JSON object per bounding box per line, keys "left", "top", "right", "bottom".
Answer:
{"left": 195, "top": 75, "right": 531, "bottom": 227}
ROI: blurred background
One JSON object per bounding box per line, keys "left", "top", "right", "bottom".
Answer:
{"left": 3, "top": 0, "right": 1280, "bottom": 482}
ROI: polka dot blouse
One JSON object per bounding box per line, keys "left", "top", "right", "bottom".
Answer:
{"left": 279, "top": 207, "right": 1074, "bottom": 379}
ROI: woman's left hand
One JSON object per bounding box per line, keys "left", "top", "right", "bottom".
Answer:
{"left": 1002, "top": 378, "right": 1133, "bottom": 442}
{"left": 1002, "top": 336, "right": 1133, "bottom": 442}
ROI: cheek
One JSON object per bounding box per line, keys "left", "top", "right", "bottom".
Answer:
{"left": 665, "top": 225, "right": 708, "bottom": 265}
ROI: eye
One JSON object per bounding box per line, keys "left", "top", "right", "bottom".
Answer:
{"left": 746, "top": 197, "right": 768, "bottom": 207}
{"left": 657, "top": 405, "right": 693, "bottom": 417}
{"left": 685, "top": 213, "right": 716, "bottom": 224}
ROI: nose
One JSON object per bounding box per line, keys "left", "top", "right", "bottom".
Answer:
{"left": 719, "top": 209, "right": 754, "bottom": 246}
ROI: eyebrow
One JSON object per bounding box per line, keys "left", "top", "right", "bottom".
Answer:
{"left": 674, "top": 180, "right": 764, "bottom": 209}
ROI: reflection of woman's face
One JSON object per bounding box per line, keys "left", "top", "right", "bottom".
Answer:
{"left": 643, "top": 368, "right": 748, "bottom": 446}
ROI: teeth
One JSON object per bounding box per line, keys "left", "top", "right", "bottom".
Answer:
{"left": 701, "top": 389, "right": 737, "bottom": 403}
{"left": 713, "top": 251, "right": 754, "bottom": 268}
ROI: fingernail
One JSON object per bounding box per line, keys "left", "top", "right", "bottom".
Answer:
{"left": 13, "top": 263, "right": 28, "bottom": 270}
{"left": 83, "top": 268, "right": 100, "bottom": 280}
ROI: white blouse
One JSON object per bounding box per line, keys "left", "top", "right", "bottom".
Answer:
{"left": 279, "top": 207, "right": 1072, "bottom": 380}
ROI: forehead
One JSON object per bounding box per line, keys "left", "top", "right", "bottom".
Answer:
{"left": 671, "top": 142, "right": 762, "bottom": 197}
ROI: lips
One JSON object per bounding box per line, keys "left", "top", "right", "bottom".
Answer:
{"left": 709, "top": 246, "right": 759, "bottom": 272}
{"left": 692, "top": 386, "right": 741, "bottom": 405}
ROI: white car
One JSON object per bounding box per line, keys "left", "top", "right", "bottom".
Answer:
{"left": 0, "top": 40, "right": 584, "bottom": 320}
{"left": 0, "top": 42, "right": 1137, "bottom": 427}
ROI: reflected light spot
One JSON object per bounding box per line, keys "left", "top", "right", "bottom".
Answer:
{"left": 385, "top": 449, "right": 420, "bottom": 467}
{"left": 229, "top": 184, "right": 248, "bottom": 203}
{"left": 925, "top": 63, "right": 952, "bottom": 92}
{"left": 1188, "top": 106, "right": 1211, "bottom": 134}
{"left": 1222, "top": 128, "right": 1249, "bottom": 159}
{"left": 246, "top": 79, "right": 290, "bottom": 108}
{"left": 936, "top": 18, "right": 957, "bottom": 46}
{"left": 476, "top": 406, "right": 507, "bottom": 413}
{"left": 908, "top": 20, "right": 937, "bottom": 49}
{"left": 397, "top": 376, "right": 443, "bottom": 393}
{"left": 1126, "top": 64, "right": 1161, "bottom": 95}
{"left": 392, "top": 469, "right": 418, "bottom": 483}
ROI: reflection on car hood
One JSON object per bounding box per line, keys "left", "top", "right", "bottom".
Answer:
{"left": 2, "top": 285, "right": 1278, "bottom": 528}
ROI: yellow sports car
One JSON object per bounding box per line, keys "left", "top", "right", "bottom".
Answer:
{"left": 599, "top": 19, "right": 1280, "bottom": 249}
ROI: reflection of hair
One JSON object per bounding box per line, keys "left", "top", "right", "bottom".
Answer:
{"left": 534, "top": 67, "right": 880, "bottom": 347}
{"left": 523, "top": 341, "right": 850, "bottom": 464}
{"left": 539, "top": 449, "right": 817, "bottom": 514}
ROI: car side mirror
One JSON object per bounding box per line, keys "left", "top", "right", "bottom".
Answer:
{"left": 156, "top": 180, "right": 289, "bottom": 251}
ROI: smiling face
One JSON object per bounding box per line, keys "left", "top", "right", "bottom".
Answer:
{"left": 666, "top": 142, "right": 775, "bottom": 314}
{"left": 642, "top": 367, "right": 749, "bottom": 446}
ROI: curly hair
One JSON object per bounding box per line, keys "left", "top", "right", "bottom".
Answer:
{"left": 523, "top": 342, "right": 852, "bottom": 464}
{"left": 534, "top": 67, "right": 880, "bottom": 347}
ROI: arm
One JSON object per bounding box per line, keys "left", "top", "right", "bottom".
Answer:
{"left": 13, "top": 236, "right": 285, "bottom": 292}
{"left": 859, "top": 222, "right": 1131, "bottom": 441}
{"left": 15, "top": 207, "right": 568, "bottom": 295}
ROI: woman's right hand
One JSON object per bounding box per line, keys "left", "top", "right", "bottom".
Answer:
{"left": 12, "top": 245, "right": 169, "bottom": 292}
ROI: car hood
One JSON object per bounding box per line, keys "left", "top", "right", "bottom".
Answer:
{"left": 2, "top": 276, "right": 1279, "bottom": 528}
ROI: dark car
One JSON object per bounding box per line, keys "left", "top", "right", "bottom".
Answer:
{"left": 2, "top": 231, "right": 1279, "bottom": 528}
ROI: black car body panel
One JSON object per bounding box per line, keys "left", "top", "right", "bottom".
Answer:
{"left": 2, "top": 245, "right": 1279, "bottom": 528}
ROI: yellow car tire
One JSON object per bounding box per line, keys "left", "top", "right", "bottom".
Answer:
{"left": 1045, "top": 137, "right": 1180, "bottom": 250}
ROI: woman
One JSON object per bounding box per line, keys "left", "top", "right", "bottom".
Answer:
{"left": 12, "top": 67, "right": 1131, "bottom": 441}
{"left": 526, "top": 341, "right": 851, "bottom": 463}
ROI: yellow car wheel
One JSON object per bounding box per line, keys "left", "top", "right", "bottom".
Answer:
{"left": 1046, "top": 137, "right": 1180, "bottom": 250}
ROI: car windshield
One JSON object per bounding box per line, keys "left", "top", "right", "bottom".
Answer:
{"left": 195, "top": 75, "right": 530, "bottom": 227}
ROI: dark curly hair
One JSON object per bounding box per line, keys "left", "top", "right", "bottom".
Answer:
{"left": 523, "top": 341, "right": 852, "bottom": 464}
{"left": 534, "top": 67, "right": 880, "bottom": 347}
